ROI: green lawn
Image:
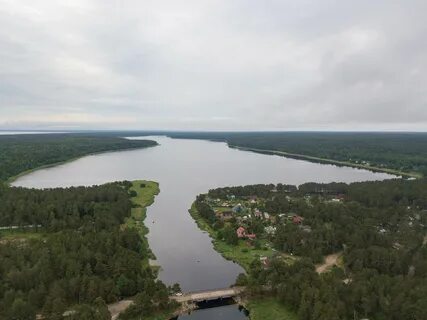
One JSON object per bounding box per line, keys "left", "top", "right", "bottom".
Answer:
{"left": 123, "top": 180, "right": 160, "bottom": 263}
{"left": 212, "top": 239, "right": 273, "bottom": 271}
{"left": 0, "top": 229, "right": 46, "bottom": 241}
{"left": 246, "top": 298, "right": 297, "bottom": 320}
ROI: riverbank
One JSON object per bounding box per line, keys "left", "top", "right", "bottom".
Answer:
{"left": 112, "top": 180, "right": 182, "bottom": 320}
{"left": 189, "top": 203, "right": 276, "bottom": 272}
{"left": 229, "top": 145, "right": 422, "bottom": 179}
{"left": 6, "top": 143, "right": 159, "bottom": 185}
{"left": 125, "top": 180, "right": 160, "bottom": 263}
{"left": 189, "top": 203, "right": 297, "bottom": 319}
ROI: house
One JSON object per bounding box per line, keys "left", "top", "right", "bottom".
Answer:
{"left": 216, "top": 210, "right": 233, "bottom": 221}
{"left": 292, "top": 215, "right": 304, "bottom": 224}
{"left": 254, "top": 209, "right": 263, "bottom": 219}
{"left": 236, "top": 226, "right": 246, "bottom": 238}
{"left": 233, "top": 203, "right": 244, "bottom": 213}
{"left": 264, "top": 226, "right": 276, "bottom": 235}
{"left": 260, "top": 256, "right": 270, "bottom": 268}
{"left": 246, "top": 233, "right": 256, "bottom": 240}
{"left": 263, "top": 212, "right": 270, "bottom": 220}
{"left": 236, "top": 226, "right": 256, "bottom": 239}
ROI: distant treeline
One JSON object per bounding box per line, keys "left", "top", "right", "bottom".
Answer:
{"left": 0, "top": 182, "right": 174, "bottom": 319}
{"left": 163, "top": 131, "right": 427, "bottom": 176}
{"left": 0, "top": 134, "right": 157, "bottom": 181}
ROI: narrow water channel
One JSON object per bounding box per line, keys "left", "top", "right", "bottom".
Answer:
{"left": 12, "top": 136, "right": 394, "bottom": 319}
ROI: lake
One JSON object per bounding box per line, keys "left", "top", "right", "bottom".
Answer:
{"left": 13, "top": 136, "right": 394, "bottom": 319}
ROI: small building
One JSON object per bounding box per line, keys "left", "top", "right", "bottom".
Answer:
{"left": 237, "top": 226, "right": 246, "bottom": 238}
{"left": 236, "top": 226, "right": 256, "bottom": 239}
{"left": 246, "top": 233, "right": 256, "bottom": 240}
{"left": 254, "top": 209, "right": 263, "bottom": 219}
{"left": 216, "top": 210, "right": 233, "bottom": 221}
{"left": 233, "top": 203, "right": 244, "bottom": 213}
{"left": 264, "top": 226, "right": 276, "bottom": 235}
{"left": 260, "top": 256, "right": 270, "bottom": 268}
{"left": 292, "top": 215, "right": 304, "bottom": 224}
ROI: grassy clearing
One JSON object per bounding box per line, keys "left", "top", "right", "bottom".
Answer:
{"left": 0, "top": 229, "right": 46, "bottom": 241}
{"left": 246, "top": 298, "right": 297, "bottom": 320}
{"left": 123, "top": 180, "right": 160, "bottom": 263}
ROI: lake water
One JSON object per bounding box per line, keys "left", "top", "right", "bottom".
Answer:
{"left": 13, "top": 136, "right": 394, "bottom": 319}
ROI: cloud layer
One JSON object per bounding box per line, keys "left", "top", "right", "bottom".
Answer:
{"left": 0, "top": 0, "right": 426, "bottom": 130}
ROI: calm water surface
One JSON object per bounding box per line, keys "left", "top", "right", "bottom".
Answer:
{"left": 13, "top": 136, "right": 394, "bottom": 319}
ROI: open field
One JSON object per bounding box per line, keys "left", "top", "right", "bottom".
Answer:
{"left": 246, "top": 298, "right": 297, "bottom": 320}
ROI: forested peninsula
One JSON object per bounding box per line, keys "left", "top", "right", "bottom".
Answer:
{"left": 0, "top": 134, "right": 157, "bottom": 182}
{"left": 191, "top": 178, "right": 427, "bottom": 320}
{"left": 0, "top": 134, "right": 181, "bottom": 319}
{"left": 0, "top": 180, "right": 180, "bottom": 320}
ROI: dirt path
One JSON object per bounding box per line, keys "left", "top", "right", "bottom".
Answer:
{"left": 316, "top": 252, "right": 342, "bottom": 274}
{"left": 108, "top": 300, "right": 133, "bottom": 320}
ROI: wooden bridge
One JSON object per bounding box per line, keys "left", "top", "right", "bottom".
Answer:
{"left": 170, "top": 286, "right": 246, "bottom": 303}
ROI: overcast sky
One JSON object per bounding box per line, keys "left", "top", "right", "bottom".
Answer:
{"left": 0, "top": 0, "right": 426, "bottom": 131}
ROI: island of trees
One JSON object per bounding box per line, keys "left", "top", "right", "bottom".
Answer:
{"left": 191, "top": 178, "right": 427, "bottom": 320}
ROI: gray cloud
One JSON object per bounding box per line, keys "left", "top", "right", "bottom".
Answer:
{"left": 0, "top": 0, "right": 426, "bottom": 130}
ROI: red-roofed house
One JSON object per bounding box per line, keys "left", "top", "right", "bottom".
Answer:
{"left": 292, "top": 215, "right": 304, "bottom": 224}
{"left": 236, "top": 226, "right": 246, "bottom": 238}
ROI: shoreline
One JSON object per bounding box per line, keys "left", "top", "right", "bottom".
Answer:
{"left": 228, "top": 145, "right": 421, "bottom": 179}
{"left": 6, "top": 144, "right": 159, "bottom": 186}
{"left": 188, "top": 202, "right": 297, "bottom": 320}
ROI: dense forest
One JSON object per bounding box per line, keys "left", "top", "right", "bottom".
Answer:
{"left": 165, "top": 131, "right": 427, "bottom": 176}
{"left": 0, "top": 134, "right": 157, "bottom": 181}
{"left": 196, "top": 178, "right": 427, "bottom": 320}
{"left": 0, "top": 182, "right": 175, "bottom": 320}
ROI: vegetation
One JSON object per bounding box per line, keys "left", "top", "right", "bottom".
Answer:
{"left": 125, "top": 181, "right": 160, "bottom": 262}
{"left": 0, "top": 180, "right": 177, "bottom": 320}
{"left": 246, "top": 297, "right": 297, "bottom": 320}
{"left": 166, "top": 131, "right": 427, "bottom": 177}
{"left": 189, "top": 203, "right": 276, "bottom": 271}
{"left": 192, "top": 179, "right": 427, "bottom": 320}
{"left": 0, "top": 134, "right": 157, "bottom": 182}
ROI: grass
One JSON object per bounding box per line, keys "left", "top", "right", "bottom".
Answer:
{"left": 123, "top": 180, "right": 160, "bottom": 263}
{"left": 0, "top": 229, "right": 46, "bottom": 241}
{"left": 246, "top": 297, "right": 297, "bottom": 320}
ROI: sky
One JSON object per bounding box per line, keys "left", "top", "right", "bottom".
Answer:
{"left": 0, "top": 0, "right": 426, "bottom": 131}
